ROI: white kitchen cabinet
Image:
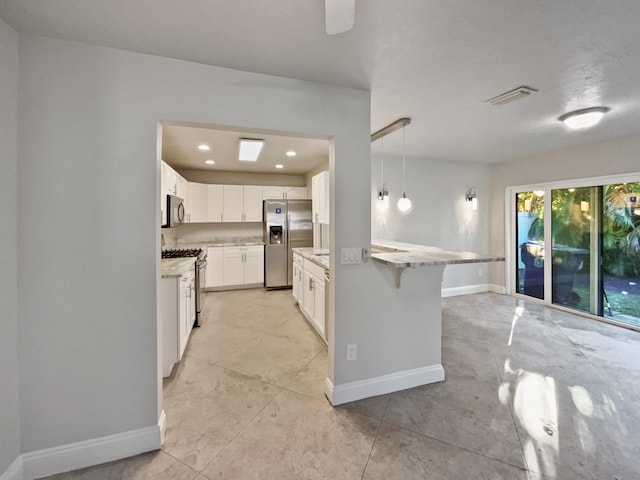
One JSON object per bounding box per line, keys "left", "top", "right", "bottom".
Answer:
{"left": 206, "top": 184, "right": 223, "bottom": 222}
{"left": 186, "top": 182, "right": 207, "bottom": 223}
{"left": 284, "top": 186, "right": 306, "bottom": 199}
{"left": 160, "top": 267, "right": 196, "bottom": 377}
{"left": 175, "top": 175, "right": 188, "bottom": 202}
{"left": 243, "top": 185, "right": 263, "bottom": 222}
{"left": 205, "top": 247, "right": 223, "bottom": 288}
{"left": 298, "top": 258, "right": 326, "bottom": 341}
{"left": 222, "top": 245, "right": 264, "bottom": 286}
{"left": 223, "top": 185, "right": 243, "bottom": 222}
{"left": 263, "top": 186, "right": 285, "bottom": 200}
{"left": 311, "top": 171, "right": 329, "bottom": 224}
{"left": 223, "top": 185, "right": 262, "bottom": 222}
{"left": 292, "top": 253, "right": 303, "bottom": 302}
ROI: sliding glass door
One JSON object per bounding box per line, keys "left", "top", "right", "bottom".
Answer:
{"left": 513, "top": 179, "right": 640, "bottom": 329}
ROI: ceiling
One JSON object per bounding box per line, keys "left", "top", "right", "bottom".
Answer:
{"left": 162, "top": 123, "right": 329, "bottom": 174}
{"left": 3, "top": 1, "right": 640, "bottom": 164}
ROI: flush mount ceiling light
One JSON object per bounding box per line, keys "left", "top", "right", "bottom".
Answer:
{"left": 205, "top": 159, "right": 215, "bottom": 165}
{"left": 238, "top": 138, "right": 264, "bottom": 162}
{"left": 286, "top": 150, "right": 297, "bottom": 157}
{"left": 275, "top": 164, "right": 284, "bottom": 169}
{"left": 559, "top": 107, "right": 610, "bottom": 129}
{"left": 198, "top": 144, "right": 210, "bottom": 151}
{"left": 485, "top": 86, "right": 538, "bottom": 106}
{"left": 325, "top": 0, "right": 355, "bottom": 35}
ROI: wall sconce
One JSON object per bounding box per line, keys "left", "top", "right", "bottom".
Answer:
{"left": 466, "top": 188, "right": 478, "bottom": 211}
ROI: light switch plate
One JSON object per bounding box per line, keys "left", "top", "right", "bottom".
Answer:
{"left": 341, "top": 248, "right": 362, "bottom": 265}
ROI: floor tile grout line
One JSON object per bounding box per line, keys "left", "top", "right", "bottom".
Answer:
{"left": 377, "top": 419, "right": 530, "bottom": 473}
{"left": 359, "top": 416, "right": 384, "bottom": 480}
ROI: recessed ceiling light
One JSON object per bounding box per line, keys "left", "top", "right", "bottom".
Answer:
{"left": 198, "top": 144, "right": 210, "bottom": 151}
{"left": 559, "top": 107, "right": 609, "bottom": 129}
{"left": 275, "top": 164, "right": 284, "bottom": 169}
{"left": 205, "top": 159, "right": 215, "bottom": 165}
{"left": 286, "top": 150, "right": 297, "bottom": 157}
{"left": 238, "top": 138, "right": 264, "bottom": 162}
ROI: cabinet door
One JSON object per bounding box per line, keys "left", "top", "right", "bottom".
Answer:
{"left": 205, "top": 247, "right": 223, "bottom": 288}
{"left": 292, "top": 261, "right": 300, "bottom": 302}
{"left": 175, "top": 175, "right": 188, "bottom": 201}
{"left": 284, "top": 187, "right": 306, "bottom": 199}
{"left": 206, "top": 185, "right": 223, "bottom": 222}
{"left": 179, "top": 276, "right": 190, "bottom": 357}
{"left": 187, "top": 182, "right": 207, "bottom": 223}
{"left": 313, "top": 278, "right": 325, "bottom": 338}
{"left": 302, "top": 270, "right": 315, "bottom": 321}
{"left": 244, "top": 246, "right": 264, "bottom": 284}
{"left": 311, "top": 174, "right": 320, "bottom": 223}
{"left": 223, "top": 185, "right": 243, "bottom": 222}
{"left": 222, "top": 249, "right": 245, "bottom": 285}
{"left": 263, "top": 186, "right": 284, "bottom": 200}
{"left": 243, "top": 185, "right": 263, "bottom": 222}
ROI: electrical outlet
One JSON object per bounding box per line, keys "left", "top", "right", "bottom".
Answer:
{"left": 341, "top": 248, "right": 362, "bottom": 265}
{"left": 346, "top": 344, "right": 357, "bottom": 361}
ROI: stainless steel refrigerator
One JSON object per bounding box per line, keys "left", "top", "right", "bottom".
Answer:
{"left": 264, "top": 199, "right": 312, "bottom": 288}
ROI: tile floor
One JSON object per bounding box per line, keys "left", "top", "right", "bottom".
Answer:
{"left": 43, "top": 290, "right": 639, "bottom": 479}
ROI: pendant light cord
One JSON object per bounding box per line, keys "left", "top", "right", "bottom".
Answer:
{"left": 402, "top": 125, "right": 406, "bottom": 192}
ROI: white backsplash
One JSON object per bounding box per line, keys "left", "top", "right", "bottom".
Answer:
{"left": 173, "top": 222, "right": 263, "bottom": 244}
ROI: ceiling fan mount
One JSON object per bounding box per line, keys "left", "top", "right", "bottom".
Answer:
{"left": 325, "top": 0, "right": 355, "bottom": 35}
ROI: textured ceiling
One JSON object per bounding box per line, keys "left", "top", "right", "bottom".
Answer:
{"left": 3, "top": 0, "right": 640, "bottom": 164}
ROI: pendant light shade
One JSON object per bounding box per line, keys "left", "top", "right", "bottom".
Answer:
{"left": 397, "top": 193, "right": 412, "bottom": 212}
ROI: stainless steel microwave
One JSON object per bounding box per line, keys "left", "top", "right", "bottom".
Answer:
{"left": 162, "top": 195, "right": 185, "bottom": 228}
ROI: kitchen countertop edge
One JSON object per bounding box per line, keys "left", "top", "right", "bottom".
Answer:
{"left": 371, "top": 240, "right": 505, "bottom": 268}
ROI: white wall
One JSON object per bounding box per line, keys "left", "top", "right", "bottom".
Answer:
{"left": 0, "top": 17, "right": 21, "bottom": 475}
{"left": 489, "top": 134, "right": 640, "bottom": 287}
{"left": 372, "top": 155, "right": 492, "bottom": 289}
{"left": 17, "top": 34, "right": 370, "bottom": 461}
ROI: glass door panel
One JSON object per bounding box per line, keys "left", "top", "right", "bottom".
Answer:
{"left": 602, "top": 182, "right": 640, "bottom": 327}
{"left": 516, "top": 191, "right": 545, "bottom": 299}
{"left": 550, "top": 187, "right": 597, "bottom": 314}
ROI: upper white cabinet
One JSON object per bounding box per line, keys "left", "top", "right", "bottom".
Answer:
{"left": 263, "top": 186, "right": 307, "bottom": 200}
{"left": 312, "top": 171, "right": 329, "bottom": 224}
{"left": 206, "top": 185, "right": 223, "bottom": 223}
{"left": 223, "top": 185, "right": 263, "bottom": 222}
{"left": 243, "top": 185, "right": 263, "bottom": 222}
{"left": 186, "top": 182, "right": 207, "bottom": 223}
{"left": 285, "top": 187, "right": 307, "bottom": 199}
{"left": 263, "top": 186, "right": 284, "bottom": 200}
{"left": 223, "top": 185, "right": 244, "bottom": 222}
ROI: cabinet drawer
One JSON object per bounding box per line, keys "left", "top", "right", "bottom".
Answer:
{"left": 303, "top": 258, "right": 326, "bottom": 281}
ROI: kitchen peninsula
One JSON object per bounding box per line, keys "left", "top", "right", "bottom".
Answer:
{"left": 326, "top": 239, "right": 504, "bottom": 405}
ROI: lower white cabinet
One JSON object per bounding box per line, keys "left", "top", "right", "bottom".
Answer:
{"left": 221, "top": 245, "right": 264, "bottom": 287}
{"left": 160, "top": 268, "right": 196, "bottom": 377}
{"left": 295, "top": 257, "right": 327, "bottom": 342}
{"left": 205, "top": 247, "right": 223, "bottom": 288}
{"left": 292, "top": 253, "right": 303, "bottom": 302}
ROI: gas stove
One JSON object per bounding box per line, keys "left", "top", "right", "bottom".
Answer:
{"left": 161, "top": 248, "right": 203, "bottom": 259}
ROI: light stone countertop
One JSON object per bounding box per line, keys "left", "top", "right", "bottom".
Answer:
{"left": 161, "top": 258, "right": 196, "bottom": 278}
{"left": 371, "top": 239, "right": 505, "bottom": 268}
{"left": 292, "top": 247, "right": 329, "bottom": 270}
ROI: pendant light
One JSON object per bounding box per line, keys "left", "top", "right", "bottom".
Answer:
{"left": 397, "top": 124, "right": 412, "bottom": 214}
{"left": 376, "top": 137, "right": 389, "bottom": 212}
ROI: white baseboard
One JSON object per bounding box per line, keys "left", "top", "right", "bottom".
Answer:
{"left": 489, "top": 283, "right": 506, "bottom": 294}
{"left": 441, "top": 284, "right": 491, "bottom": 297}
{"left": 325, "top": 364, "right": 445, "bottom": 406}
{"left": 0, "top": 456, "right": 23, "bottom": 480}
{"left": 20, "top": 424, "right": 161, "bottom": 480}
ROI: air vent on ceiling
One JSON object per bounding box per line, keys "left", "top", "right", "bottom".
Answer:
{"left": 486, "top": 86, "right": 538, "bottom": 106}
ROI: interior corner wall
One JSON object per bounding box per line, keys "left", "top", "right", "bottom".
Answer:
{"left": 372, "top": 156, "right": 492, "bottom": 288}
{"left": 488, "top": 133, "right": 640, "bottom": 288}
{"left": 16, "top": 34, "right": 370, "bottom": 460}
{"left": 0, "top": 16, "right": 21, "bottom": 475}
